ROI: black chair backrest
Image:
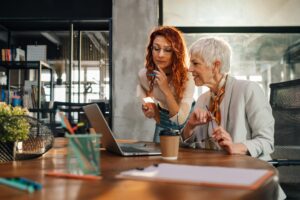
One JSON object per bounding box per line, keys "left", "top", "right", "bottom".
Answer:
{"left": 269, "top": 79, "right": 300, "bottom": 198}
{"left": 270, "top": 79, "right": 300, "bottom": 151}
{"left": 52, "top": 101, "right": 107, "bottom": 125}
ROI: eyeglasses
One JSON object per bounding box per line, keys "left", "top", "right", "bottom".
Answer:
{"left": 189, "top": 138, "right": 218, "bottom": 150}
{"left": 152, "top": 45, "right": 173, "bottom": 55}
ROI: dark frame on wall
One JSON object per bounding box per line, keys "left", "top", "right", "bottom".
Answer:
{"left": 0, "top": 0, "right": 112, "bottom": 20}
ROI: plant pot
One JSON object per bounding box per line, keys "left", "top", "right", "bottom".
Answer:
{"left": 0, "top": 141, "right": 16, "bottom": 162}
{"left": 0, "top": 116, "right": 54, "bottom": 162}
{"left": 56, "top": 77, "right": 63, "bottom": 85}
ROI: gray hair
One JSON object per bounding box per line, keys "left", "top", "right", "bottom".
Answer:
{"left": 189, "top": 37, "right": 231, "bottom": 73}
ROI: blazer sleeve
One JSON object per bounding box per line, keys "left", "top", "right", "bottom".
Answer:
{"left": 241, "top": 82, "right": 275, "bottom": 158}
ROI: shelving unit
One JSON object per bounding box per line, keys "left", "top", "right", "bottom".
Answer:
{"left": 0, "top": 61, "right": 54, "bottom": 119}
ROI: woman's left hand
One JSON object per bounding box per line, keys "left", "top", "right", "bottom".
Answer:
{"left": 154, "top": 66, "right": 170, "bottom": 93}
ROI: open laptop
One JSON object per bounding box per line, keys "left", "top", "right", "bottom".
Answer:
{"left": 83, "top": 104, "right": 161, "bottom": 156}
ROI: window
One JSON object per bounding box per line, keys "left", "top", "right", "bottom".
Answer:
{"left": 184, "top": 33, "right": 300, "bottom": 98}
{"left": 163, "top": 0, "right": 300, "bottom": 98}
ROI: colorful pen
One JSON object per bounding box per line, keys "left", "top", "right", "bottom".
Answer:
{"left": 59, "top": 112, "right": 75, "bottom": 134}
{"left": 0, "top": 178, "right": 35, "bottom": 193}
{"left": 16, "top": 177, "right": 42, "bottom": 190}
{"left": 72, "top": 122, "right": 85, "bottom": 131}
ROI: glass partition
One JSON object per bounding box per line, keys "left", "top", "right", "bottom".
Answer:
{"left": 184, "top": 33, "right": 300, "bottom": 99}
{"left": 71, "top": 31, "right": 110, "bottom": 103}
{"left": 162, "top": 0, "right": 300, "bottom": 99}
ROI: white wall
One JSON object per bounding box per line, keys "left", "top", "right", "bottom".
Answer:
{"left": 112, "top": 0, "right": 158, "bottom": 141}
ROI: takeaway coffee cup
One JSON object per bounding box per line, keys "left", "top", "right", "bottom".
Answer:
{"left": 159, "top": 129, "right": 180, "bottom": 160}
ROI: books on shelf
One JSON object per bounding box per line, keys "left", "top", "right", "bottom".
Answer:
{"left": 1, "top": 80, "right": 46, "bottom": 109}
{"left": 0, "top": 57, "right": 52, "bottom": 120}
{"left": 0, "top": 86, "right": 20, "bottom": 105}
{"left": 15, "top": 48, "right": 26, "bottom": 61}
{"left": 1, "top": 48, "right": 25, "bottom": 62}
{"left": 23, "top": 81, "right": 46, "bottom": 109}
{"left": 24, "top": 80, "right": 38, "bottom": 109}
{"left": 0, "top": 80, "right": 46, "bottom": 109}
{"left": 1, "top": 49, "right": 11, "bottom": 61}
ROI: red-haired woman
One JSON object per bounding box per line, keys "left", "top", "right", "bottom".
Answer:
{"left": 137, "top": 26, "right": 195, "bottom": 142}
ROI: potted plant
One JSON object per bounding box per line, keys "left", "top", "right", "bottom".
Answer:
{"left": 0, "top": 102, "right": 30, "bottom": 162}
{"left": 53, "top": 60, "right": 65, "bottom": 85}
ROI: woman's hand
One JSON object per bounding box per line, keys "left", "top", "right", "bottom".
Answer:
{"left": 182, "top": 108, "right": 210, "bottom": 140}
{"left": 142, "top": 103, "right": 160, "bottom": 123}
{"left": 142, "top": 103, "right": 155, "bottom": 118}
{"left": 154, "top": 66, "right": 171, "bottom": 94}
{"left": 153, "top": 66, "right": 179, "bottom": 118}
{"left": 212, "top": 126, "right": 233, "bottom": 153}
{"left": 187, "top": 108, "right": 211, "bottom": 128}
{"left": 212, "top": 127, "right": 248, "bottom": 155}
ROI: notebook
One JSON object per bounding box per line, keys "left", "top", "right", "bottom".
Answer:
{"left": 83, "top": 104, "right": 161, "bottom": 156}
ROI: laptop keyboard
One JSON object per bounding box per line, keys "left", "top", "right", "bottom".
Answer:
{"left": 120, "top": 146, "right": 149, "bottom": 153}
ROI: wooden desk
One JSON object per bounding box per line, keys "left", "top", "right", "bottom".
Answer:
{"left": 0, "top": 138, "right": 278, "bottom": 200}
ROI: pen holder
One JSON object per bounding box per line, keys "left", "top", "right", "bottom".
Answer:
{"left": 66, "top": 133, "right": 101, "bottom": 175}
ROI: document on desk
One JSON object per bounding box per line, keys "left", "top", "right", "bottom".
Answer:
{"left": 117, "top": 163, "right": 274, "bottom": 190}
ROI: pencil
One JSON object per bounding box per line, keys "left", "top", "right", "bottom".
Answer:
{"left": 205, "top": 105, "right": 215, "bottom": 130}
{"left": 59, "top": 112, "right": 75, "bottom": 134}
{"left": 45, "top": 171, "right": 102, "bottom": 181}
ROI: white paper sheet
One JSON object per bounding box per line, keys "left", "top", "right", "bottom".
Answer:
{"left": 118, "top": 163, "right": 272, "bottom": 189}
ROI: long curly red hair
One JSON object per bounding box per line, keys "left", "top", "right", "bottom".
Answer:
{"left": 145, "top": 26, "right": 188, "bottom": 102}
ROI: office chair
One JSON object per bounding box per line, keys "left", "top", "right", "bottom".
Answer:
{"left": 49, "top": 101, "right": 107, "bottom": 136}
{"left": 268, "top": 79, "right": 300, "bottom": 199}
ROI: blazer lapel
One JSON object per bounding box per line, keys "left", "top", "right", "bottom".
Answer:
{"left": 222, "top": 76, "right": 235, "bottom": 130}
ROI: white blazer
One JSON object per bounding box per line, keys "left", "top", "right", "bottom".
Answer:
{"left": 184, "top": 75, "right": 274, "bottom": 161}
